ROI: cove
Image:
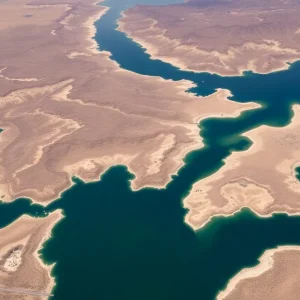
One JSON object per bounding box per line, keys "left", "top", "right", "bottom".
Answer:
{"left": 2, "top": 162, "right": 300, "bottom": 299}
{"left": 0, "top": 0, "right": 300, "bottom": 300}
{"left": 44, "top": 1, "right": 300, "bottom": 298}
{"left": 96, "top": 0, "right": 300, "bottom": 133}
{"left": 41, "top": 166, "right": 300, "bottom": 300}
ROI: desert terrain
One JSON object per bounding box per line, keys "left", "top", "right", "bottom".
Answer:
{"left": 0, "top": 0, "right": 258, "bottom": 295}
{"left": 218, "top": 246, "right": 300, "bottom": 300}
{"left": 2, "top": 0, "right": 300, "bottom": 298}
{"left": 0, "top": 0, "right": 256, "bottom": 204}
{"left": 0, "top": 211, "right": 62, "bottom": 299}
{"left": 184, "top": 105, "right": 300, "bottom": 230}
{"left": 119, "top": 0, "right": 300, "bottom": 75}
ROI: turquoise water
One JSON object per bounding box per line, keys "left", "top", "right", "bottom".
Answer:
{"left": 1, "top": 0, "right": 300, "bottom": 299}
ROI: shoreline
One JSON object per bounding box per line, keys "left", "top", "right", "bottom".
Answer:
{"left": 184, "top": 104, "right": 300, "bottom": 231}
{"left": 217, "top": 245, "right": 300, "bottom": 300}
{"left": 1, "top": 0, "right": 296, "bottom": 228}
{"left": 192, "top": 206, "right": 300, "bottom": 232}
{"left": 1, "top": 2, "right": 260, "bottom": 208}
{"left": 35, "top": 211, "right": 64, "bottom": 296}
{"left": 117, "top": 11, "right": 300, "bottom": 77}
{"left": 2, "top": 0, "right": 300, "bottom": 299}
{"left": 130, "top": 90, "right": 260, "bottom": 191}
{"left": 83, "top": 1, "right": 109, "bottom": 55}
{"left": 0, "top": 211, "right": 63, "bottom": 298}
{"left": 4, "top": 87, "right": 257, "bottom": 205}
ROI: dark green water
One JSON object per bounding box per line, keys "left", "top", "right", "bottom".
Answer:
{"left": 1, "top": 0, "right": 300, "bottom": 299}
{"left": 295, "top": 166, "right": 300, "bottom": 182}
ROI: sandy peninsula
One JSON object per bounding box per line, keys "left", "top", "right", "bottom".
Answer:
{"left": 119, "top": 0, "right": 300, "bottom": 76}
{"left": 0, "top": 0, "right": 257, "bottom": 204}
{"left": 184, "top": 105, "right": 300, "bottom": 230}
{"left": 218, "top": 246, "right": 300, "bottom": 300}
{"left": 0, "top": 211, "right": 63, "bottom": 299}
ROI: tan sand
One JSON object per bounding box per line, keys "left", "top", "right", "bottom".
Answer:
{"left": 1, "top": 0, "right": 299, "bottom": 297}
{"left": 0, "top": 211, "right": 63, "bottom": 298}
{"left": 0, "top": 294, "right": 42, "bottom": 300}
{"left": 0, "top": 0, "right": 257, "bottom": 204}
{"left": 184, "top": 105, "right": 300, "bottom": 230}
{"left": 119, "top": 0, "right": 300, "bottom": 76}
{"left": 218, "top": 246, "right": 300, "bottom": 300}
{"left": 0, "top": 68, "right": 39, "bottom": 82}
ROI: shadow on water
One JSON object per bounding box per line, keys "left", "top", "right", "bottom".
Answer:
{"left": 1, "top": 0, "right": 300, "bottom": 299}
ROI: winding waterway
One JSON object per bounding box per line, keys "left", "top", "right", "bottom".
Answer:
{"left": 1, "top": 0, "right": 300, "bottom": 299}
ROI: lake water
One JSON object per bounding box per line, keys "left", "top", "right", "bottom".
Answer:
{"left": 1, "top": 0, "right": 300, "bottom": 299}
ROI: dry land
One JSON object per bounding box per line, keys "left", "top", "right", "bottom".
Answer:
{"left": 0, "top": 0, "right": 259, "bottom": 294}
{"left": 119, "top": 2, "right": 300, "bottom": 297}
{"left": 0, "top": 211, "right": 63, "bottom": 299}
{"left": 2, "top": 0, "right": 300, "bottom": 297}
{"left": 218, "top": 246, "right": 300, "bottom": 300}
{"left": 119, "top": 0, "right": 300, "bottom": 75}
{"left": 184, "top": 105, "right": 300, "bottom": 230}
{"left": 0, "top": 0, "right": 256, "bottom": 204}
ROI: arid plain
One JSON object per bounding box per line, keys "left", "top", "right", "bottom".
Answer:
{"left": 1, "top": 0, "right": 300, "bottom": 298}
{"left": 119, "top": 0, "right": 300, "bottom": 75}
{"left": 184, "top": 104, "right": 300, "bottom": 230}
